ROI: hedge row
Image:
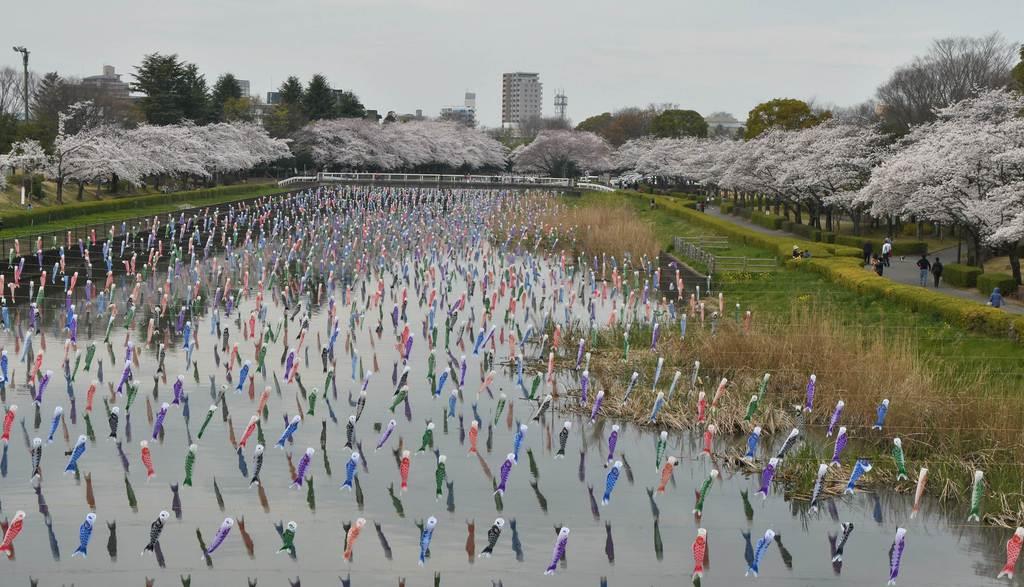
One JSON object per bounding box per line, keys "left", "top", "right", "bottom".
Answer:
{"left": 1, "top": 182, "right": 278, "bottom": 230}
{"left": 639, "top": 193, "right": 1022, "bottom": 342}
{"left": 750, "top": 211, "right": 782, "bottom": 230}
{"left": 977, "top": 272, "right": 1017, "bottom": 295}
{"left": 787, "top": 221, "right": 822, "bottom": 242}
{"left": 943, "top": 264, "right": 982, "bottom": 288}
{"left": 798, "top": 257, "right": 1024, "bottom": 340}
{"left": 626, "top": 192, "right": 861, "bottom": 259}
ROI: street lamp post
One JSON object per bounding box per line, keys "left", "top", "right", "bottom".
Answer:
{"left": 11, "top": 46, "right": 29, "bottom": 121}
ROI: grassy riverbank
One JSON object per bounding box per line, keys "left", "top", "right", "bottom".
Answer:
{"left": 545, "top": 191, "right": 1024, "bottom": 525}
{"left": 0, "top": 181, "right": 280, "bottom": 240}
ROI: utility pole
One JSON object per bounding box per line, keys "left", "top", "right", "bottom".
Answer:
{"left": 11, "top": 46, "right": 29, "bottom": 121}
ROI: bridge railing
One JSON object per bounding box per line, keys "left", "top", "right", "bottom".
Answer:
{"left": 576, "top": 182, "right": 615, "bottom": 192}
{"left": 277, "top": 176, "right": 318, "bottom": 187}
{"left": 277, "top": 172, "right": 575, "bottom": 188}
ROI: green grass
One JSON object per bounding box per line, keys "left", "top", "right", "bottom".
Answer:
{"left": 571, "top": 190, "right": 1023, "bottom": 390}
{"left": 1, "top": 175, "right": 172, "bottom": 211}
{"left": 565, "top": 191, "right": 1024, "bottom": 520}
{"left": 717, "top": 270, "right": 1022, "bottom": 387}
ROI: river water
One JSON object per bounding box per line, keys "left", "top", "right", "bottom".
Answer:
{"left": 0, "top": 188, "right": 1016, "bottom": 586}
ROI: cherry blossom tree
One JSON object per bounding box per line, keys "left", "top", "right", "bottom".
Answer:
{"left": 292, "top": 119, "right": 506, "bottom": 171}
{"left": 127, "top": 122, "right": 211, "bottom": 187}
{"left": 858, "top": 89, "right": 1024, "bottom": 272}
{"left": 193, "top": 122, "right": 291, "bottom": 180}
{"left": 612, "top": 137, "right": 657, "bottom": 171}
{"left": 48, "top": 103, "right": 114, "bottom": 202}
{"left": 614, "top": 120, "right": 886, "bottom": 228}
{"left": 780, "top": 121, "right": 888, "bottom": 232}
{"left": 1, "top": 102, "right": 291, "bottom": 201}
{"left": 512, "top": 130, "right": 612, "bottom": 177}
{"left": 0, "top": 138, "right": 47, "bottom": 191}
{"left": 61, "top": 125, "right": 151, "bottom": 200}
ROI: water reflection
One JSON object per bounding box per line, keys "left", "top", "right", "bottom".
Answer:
{"left": 0, "top": 248, "right": 1015, "bottom": 586}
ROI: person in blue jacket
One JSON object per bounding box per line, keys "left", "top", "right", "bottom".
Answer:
{"left": 989, "top": 287, "right": 1004, "bottom": 308}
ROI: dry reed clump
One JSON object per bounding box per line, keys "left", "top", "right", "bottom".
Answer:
{"left": 573, "top": 306, "right": 1017, "bottom": 455}
{"left": 539, "top": 305, "right": 1024, "bottom": 520}
{"left": 537, "top": 198, "right": 661, "bottom": 261}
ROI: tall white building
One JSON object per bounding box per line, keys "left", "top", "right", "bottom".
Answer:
{"left": 237, "top": 79, "right": 251, "bottom": 98}
{"left": 501, "top": 72, "right": 542, "bottom": 130}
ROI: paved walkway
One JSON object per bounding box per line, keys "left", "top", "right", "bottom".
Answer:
{"left": 703, "top": 205, "right": 1024, "bottom": 314}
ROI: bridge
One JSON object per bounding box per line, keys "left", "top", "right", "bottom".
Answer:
{"left": 277, "top": 172, "right": 615, "bottom": 192}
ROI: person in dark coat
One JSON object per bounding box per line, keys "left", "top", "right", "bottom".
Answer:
{"left": 915, "top": 254, "right": 931, "bottom": 286}
{"left": 930, "top": 258, "right": 943, "bottom": 287}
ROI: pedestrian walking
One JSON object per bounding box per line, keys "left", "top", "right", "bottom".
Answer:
{"left": 881, "top": 238, "right": 892, "bottom": 267}
{"left": 989, "top": 287, "right": 1004, "bottom": 308}
{"left": 862, "top": 241, "right": 873, "bottom": 267}
{"left": 915, "top": 254, "right": 931, "bottom": 287}
{"left": 931, "top": 258, "right": 943, "bottom": 288}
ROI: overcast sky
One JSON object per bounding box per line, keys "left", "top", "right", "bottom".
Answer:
{"left": 6, "top": 0, "right": 1023, "bottom": 127}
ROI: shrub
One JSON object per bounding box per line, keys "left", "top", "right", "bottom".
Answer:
{"left": 889, "top": 241, "right": 928, "bottom": 256}
{"left": 788, "top": 222, "right": 822, "bottom": 241}
{"left": 800, "top": 258, "right": 1024, "bottom": 340}
{"left": 977, "top": 272, "right": 1018, "bottom": 296}
{"left": 750, "top": 211, "right": 782, "bottom": 230}
{"left": 943, "top": 264, "right": 983, "bottom": 288}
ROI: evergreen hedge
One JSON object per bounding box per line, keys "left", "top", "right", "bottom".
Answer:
{"left": 943, "top": 264, "right": 983, "bottom": 288}
{"left": 750, "top": 211, "right": 783, "bottom": 230}
{"left": 799, "top": 257, "right": 1024, "bottom": 340}
{"left": 977, "top": 272, "right": 1017, "bottom": 295}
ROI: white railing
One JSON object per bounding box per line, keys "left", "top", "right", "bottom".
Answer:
{"left": 576, "top": 182, "right": 615, "bottom": 192}
{"left": 277, "top": 176, "right": 317, "bottom": 186}
{"left": 277, "top": 172, "right": 575, "bottom": 188}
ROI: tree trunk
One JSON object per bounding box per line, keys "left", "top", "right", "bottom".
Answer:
{"left": 794, "top": 203, "right": 802, "bottom": 225}
{"left": 1010, "top": 246, "right": 1022, "bottom": 286}
{"left": 56, "top": 178, "right": 64, "bottom": 204}
{"left": 76, "top": 181, "right": 85, "bottom": 201}
{"left": 916, "top": 220, "right": 923, "bottom": 240}
{"left": 852, "top": 211, "right": 862, "bottom": 236}
{"left": 967, "top": 232, "right": 984, "bottom": 267}
{"left": 886, "top": 216, "right": 893, "bottom": 238}
{"left": 825, "top": 207, "right": 833, "bottom": 232}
